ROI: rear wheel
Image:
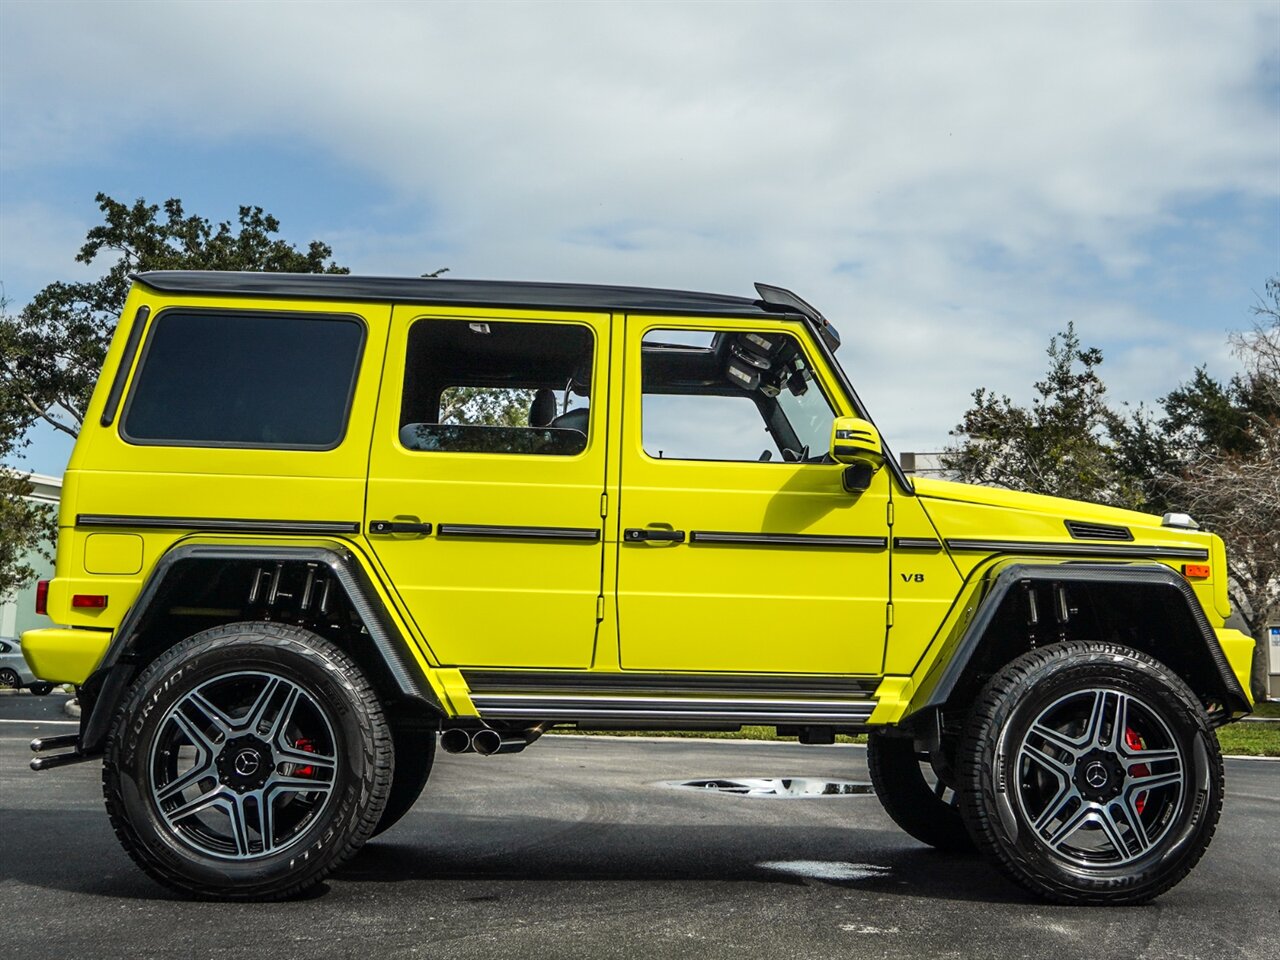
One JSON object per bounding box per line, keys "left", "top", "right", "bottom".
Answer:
{"left": 867, "top": 732, "right": 975, "bottom": 853}
{"left": 28, "top": 681, "right": 53, "bottom": 696}
{"left": 959, "top": 641, "right": 1222, "bottom": 905}
{"left": 103, "top": 621, "right": 394, "bottom": 900}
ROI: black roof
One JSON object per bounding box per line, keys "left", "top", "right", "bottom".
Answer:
{"left": 133, "top": 271, "right": 804, "bottom": 320}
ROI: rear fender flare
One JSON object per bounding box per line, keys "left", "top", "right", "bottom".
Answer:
{"left": 77, "top": 541, "right": 442, "bottom": 754}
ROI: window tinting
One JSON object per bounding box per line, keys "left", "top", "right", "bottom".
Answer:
{"left": 399, "top": 319, "right": 594, "bottom": 456}
{"left": 122, "top": 310, "right": 364, "bottom": 448}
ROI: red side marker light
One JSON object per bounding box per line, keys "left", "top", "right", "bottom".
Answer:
{"left": 1182, "top": 564, "right": 1211, "bottom": 580}
{"left": 35, "top": 580, "right": 49, "bottom": 616}
{"left": 72, "top": 594, "right": 109, "bottom": 609}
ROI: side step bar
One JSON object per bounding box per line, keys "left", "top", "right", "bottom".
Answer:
{"left": 470, "top": 694, "right": 876, "bottom": 725}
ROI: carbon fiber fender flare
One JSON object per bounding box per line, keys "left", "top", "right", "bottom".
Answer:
{"left": 904, "top": 561, "right": 1251, "bottom": 721}
{"left": 76, "top": 542, "right": 441, "bottom": 755}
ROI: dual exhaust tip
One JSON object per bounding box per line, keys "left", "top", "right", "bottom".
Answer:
{"left": 440, "top": 726, "right": 543, "bottom": 756}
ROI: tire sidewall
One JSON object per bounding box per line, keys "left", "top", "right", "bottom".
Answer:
{"left": 971, "top": 647, "right": 1220, "bottom": 900}
{"left": 106, "top": 627, "right": 381, "bottom": 895}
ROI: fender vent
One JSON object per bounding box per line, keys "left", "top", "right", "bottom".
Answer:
{"left": 1064, "top": 520, "right": 1134, "bottom": 542}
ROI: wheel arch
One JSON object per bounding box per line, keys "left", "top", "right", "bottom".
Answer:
{"left": 77, "top": 541, "right": 443, "bottom": 755}
{"left": 904, "top": 561, "right": 1251, "bottom": 730}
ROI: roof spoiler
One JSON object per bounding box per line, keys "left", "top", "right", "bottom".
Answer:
{"left": 754, "top": 283, "right": 841, "bottom": 352}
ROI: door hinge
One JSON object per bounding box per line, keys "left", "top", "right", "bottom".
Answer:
{"left": 887, "top": 500, "right": 895, "bottom": 526}
{"left": 596, "top": 596, "right": 606, "bottom": 621}
{"left": 886, "top": 601, "right": 894, "bottom": 627}
{"left": 600, "top": 493, "right": 609, "bottom": 517}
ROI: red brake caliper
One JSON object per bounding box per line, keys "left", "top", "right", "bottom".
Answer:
{"left": 293, "top": 737, "right": 317, "bottom": 777}
{"left": 1125, "top": 727, "right": 1148, "bottom": 815}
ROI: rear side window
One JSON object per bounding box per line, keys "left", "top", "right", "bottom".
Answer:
{"left": 122, "top": 310, "right": 365, "bottom": 449}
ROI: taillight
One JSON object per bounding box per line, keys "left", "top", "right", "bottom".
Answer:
{"left": 71, "top": 594, "right": 108, "bottom": 609}
{"left": 35, "top": 580, "right": 49, "bottom": 616}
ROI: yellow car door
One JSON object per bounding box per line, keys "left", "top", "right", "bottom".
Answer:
{"left": 613, "top": 318, "right": 890, "bottom": 676}
{"left": 365, "top": 305, "right": 611, "bottom": 668}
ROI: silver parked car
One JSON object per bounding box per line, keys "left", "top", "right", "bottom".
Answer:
{"left": 0, "top": 637, "right": 53, "bottom": 694}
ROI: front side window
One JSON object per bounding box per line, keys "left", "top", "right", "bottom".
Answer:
{"left": 399, "top": 319, "right": 593, "bottom": 456}
{"left": 122, "top": 310, "right": 365, "bottom": 448}
{"left": 640, "top": 328, "right": 836, "bottom": 463}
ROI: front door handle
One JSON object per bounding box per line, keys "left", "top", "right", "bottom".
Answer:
{"left": 369, "top": 520, "right": 433, "bottom": 536}
{"left": 624, "top": 527, "right": 686, "bottom": 543}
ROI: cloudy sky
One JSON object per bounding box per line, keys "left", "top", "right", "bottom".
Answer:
{"left": 2, "top": 1, "right": 1277, "bottom": 476}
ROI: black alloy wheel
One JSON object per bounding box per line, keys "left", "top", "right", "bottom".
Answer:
{"left": 103, "top": 621, "right": 394, "bottom": 900}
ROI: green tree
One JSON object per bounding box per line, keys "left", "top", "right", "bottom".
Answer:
{"left": 941, "top": 323, "right": 1140, "bottom": 508}
{"left": 0, "top": 193, "right": 348, "bottom": 597}
{"left": 1153, "top": 280, "right": 1280, "bottom": 699}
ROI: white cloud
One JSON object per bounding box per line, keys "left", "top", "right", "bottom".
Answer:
{"left": 1, "top": 0, "right": 1276, "bottom": 457}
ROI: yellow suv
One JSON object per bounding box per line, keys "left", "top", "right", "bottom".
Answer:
{"left": 22, "top": 272, "right": 1255, "bottom": 904}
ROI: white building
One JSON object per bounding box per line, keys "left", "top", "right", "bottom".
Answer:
{"left": 0, "top": 472, "right": 60, "bottom": 640}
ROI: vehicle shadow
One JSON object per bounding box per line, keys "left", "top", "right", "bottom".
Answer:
{"left": 336, "top": 813, "right": 1032, "bottom": 905}
{"left": 0, "top": 806, "right": 1029, "bottom": 905}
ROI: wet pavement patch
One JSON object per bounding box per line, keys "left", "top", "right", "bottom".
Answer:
{"left": 665, "top": 777, "right": 874, "bottom": 798}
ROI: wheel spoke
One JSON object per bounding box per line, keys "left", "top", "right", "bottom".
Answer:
{"left": 1083, "top": 690, "right": 1126, "bottom": 750}
{"left": 1032, "top": 780, "right": 1080, "bottom": 833}
{"left": 1115, "top": 795, "right": 1151, "bottom": 855}
{"left": 169, "top": 708, "right": 219, "bottom": 755}
{"left": 1045, "top": 801, "right": 1094, "bottom": 852}
{"left": 268, "top": 772, "right": 334, "bottom": 796}
{"left": 161, "top": 783, "right": 232, "bottom": 827}
{"left": 1028, "top": 722, "right": 1083, "bottom": 761}
{"left": 1124, "top": 747, "right": 1180, "bottom": 768}
{"left": 225, "top": 793, "right": 253, "bottom": 857}
{"left": 274, "top": 741, "right": 337, "bottom": 768}
{"left": 241, "top": 788, "right": 276, "bottom": 855}
{"left": 1095, "top": 803, "right": 1133, "bottom": 860}
{"left": 1020, "top": 738, "right": 1075, "bottom": 778}
{"left": 1127, "top": 768, "right": 1183, "bottom": 792}
{"left": 242, "top": 677, "right": 290, "bottom": 735}
{"left": 154, "top": 750, "right": 218, "bottom": 804}
{"left": 185, "top": 690, "right": 236, "bottom": 739}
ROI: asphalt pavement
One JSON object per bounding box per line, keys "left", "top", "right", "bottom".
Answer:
{"left": 1, "top": 697, "right": 1277, "bottom": 960}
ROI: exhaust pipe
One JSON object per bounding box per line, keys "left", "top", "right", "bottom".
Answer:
{"left": 471, "top": 725, "right": 545, "bottom": 757}
{"left": 440, "top": 728, "right": 475, "bottom": 754}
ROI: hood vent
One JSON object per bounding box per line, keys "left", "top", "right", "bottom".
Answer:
{"left": 1065, "top": 520, "right": 1134, "bottom": 542}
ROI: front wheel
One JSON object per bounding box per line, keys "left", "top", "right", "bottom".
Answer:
{"left": 103, "top": 622, "right": 394, "bottom": 900}
{"left": 0, "top": 668, "right": 20, "bottom": 689}
{"left": 959, "top": 641, "right": 1223, "bottom": 905}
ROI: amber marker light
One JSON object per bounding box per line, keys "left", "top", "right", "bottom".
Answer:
{"left": 1182, "top": 564, "right": 1211, "bottom": 580}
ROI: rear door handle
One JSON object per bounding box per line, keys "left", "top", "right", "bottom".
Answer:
{"left": 369, "top": 520, "right": 433, "bottom": 536}
{"left": 624, "top": 527, "right": 686, "bottom": 543}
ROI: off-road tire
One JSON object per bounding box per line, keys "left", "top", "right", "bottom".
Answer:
{"left": 371, "top": 724, "right": 435, "bottom": 837}
{"left": 102, "top": 621, "right": 394, "bottom": 900}
{"left": 867, "top": 732, "right": 975, "bottom": 853}
{"left": 959, "top": 641, "right": 1223, "bottom": 905}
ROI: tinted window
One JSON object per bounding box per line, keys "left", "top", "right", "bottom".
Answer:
{"left": 399, "top": 319, "right": 593, "bottom": 457}
{"left": 123, "top": 311, "right": 364, "bottom": 448}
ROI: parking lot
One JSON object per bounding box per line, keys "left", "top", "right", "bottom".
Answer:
{"left": 2, "top": 695, "right": 1277, "bottom": 960}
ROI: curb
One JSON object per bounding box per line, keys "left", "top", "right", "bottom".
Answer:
{"left": 63, "top": 698, "right": 81, "bottom": 719}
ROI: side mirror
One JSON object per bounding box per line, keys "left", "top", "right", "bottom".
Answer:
{"left": 829, "top": 417, "right": 884, "bottom": 466}
{"left": 829, "top": 417, "right": 884, "bottom": 493}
